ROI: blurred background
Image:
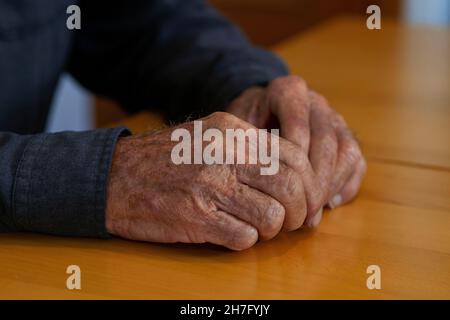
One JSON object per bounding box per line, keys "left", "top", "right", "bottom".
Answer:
{"left": 46, "top": 0, "right": 450, "bottom": 133}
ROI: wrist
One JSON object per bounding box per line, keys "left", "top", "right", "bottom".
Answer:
{"left": 105, "top": 137, "right": 128, "bottom": 236}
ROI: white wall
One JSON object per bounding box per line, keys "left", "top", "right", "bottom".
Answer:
{"left": 403, "top": 0, "right": 450, "bottom": 26}
{"left": 45, "top": 75, "right": 94, "bottom": 133}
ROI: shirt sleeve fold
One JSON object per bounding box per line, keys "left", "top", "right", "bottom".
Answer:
{"left": 0, "top": 127, "right": 130, "bottom": 237}
{"left": 68, "top": 0, "right": 289, "bottom": 122}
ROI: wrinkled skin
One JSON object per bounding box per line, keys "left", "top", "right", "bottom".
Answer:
{"left": 227, "top": 76, "right": 367, "bottom": 226}
{"left": 106, "top": 112, "right": 328, "bottom": 250}
{"left": 106, "top": 76, "right": 366, "bottom": 250}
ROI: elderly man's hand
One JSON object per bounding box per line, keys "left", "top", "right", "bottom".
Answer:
{"left": 227, "top": 76, "right": 366, "bottom": 226}
{"left": 106, "top": 112, "right": 327, "bottom": 250}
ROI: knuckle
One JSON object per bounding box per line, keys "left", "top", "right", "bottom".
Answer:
{"left": 284, "top": 169, "right": 303, "bottom": 199}
{"left": 210, "top": 111, "right": 238, "bottom": 126}
{"left": 344, "top": 141, "right": 362, "bottom": 165}
{"left": 285, "top": 75, "right": 307, "bottom": 87}
{"left": 330, "top": 112, "right": 347, "bottom": 129}
{"left": 286, "top": 145, "right": 307, "bottom": 170}
{"left": 270, "top": 75, "right": 307, "bottom": 92}
{"left": 332, "top": 113, "right": 347, "bottom": 128}
{"left": 210, "top": 111, "right": 228, "bottom": 119}
{"left": 312, "top": 92, "right": 329, "bottom": 107}
{"left": 320, "top": 130, "right": 338, "bottom": 149}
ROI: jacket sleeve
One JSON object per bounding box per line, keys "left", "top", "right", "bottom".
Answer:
{"left": 67, "top": 0, "right": 289, "bottom": 122}
{"left": 0, "top": 127, "right": 129, "bottom": 237}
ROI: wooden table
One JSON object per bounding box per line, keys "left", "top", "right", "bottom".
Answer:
{"left": 1, "top": 16, "right": 449, "bottom": 299}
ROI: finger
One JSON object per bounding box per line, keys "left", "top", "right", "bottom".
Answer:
{"left": 236, "top": 162, "right": 308, "bottom": 232}
{"left": 304, "top": 93, "right": 337, "bottom": 225}
{"left": 207, "top": 113, "right": 310, "bottom": 231}
{"left": 328, "top": 125, "right": 363, "bottom": 208}
{"left": 277, "top": 139, "right": 327, "bottom": 218}
{"left": 205, "top": 210, "right": 259, "bottom": 251}
{"left": 267, "top": 76, "right": 311, "bottom": 152}
{"left": 308, "top": 92, "right": 338, "bottom": 187}
{"left": 214, "top": 113, "right": 320, "bottom": 227}
{"left": 216, "top": 183, "right": 285, "bottom": 240}
{"left": 305, "top": 93, "right": 338, "bottom": 226}
{"left": 330, "top": 157, "right": 367, "bottom": 208}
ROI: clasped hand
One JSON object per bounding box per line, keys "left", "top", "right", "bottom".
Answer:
{"left": 106, "top": 76, "right": 366, "bottom": 250}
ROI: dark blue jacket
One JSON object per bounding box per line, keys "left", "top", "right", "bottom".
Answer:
{"left": 0, "top": 0, "right": 288, "bottom": 237}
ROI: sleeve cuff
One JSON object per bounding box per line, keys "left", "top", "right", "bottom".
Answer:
{"left": 12, "top": 127, "right": 130, "bottom": 238}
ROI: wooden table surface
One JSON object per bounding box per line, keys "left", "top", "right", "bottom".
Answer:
{"left": 1, "top": 16, "right": 449, "bottom": 299}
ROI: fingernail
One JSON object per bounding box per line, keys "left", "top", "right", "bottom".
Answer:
{"left": 329, "top": 194, "right": 342, "bottom": 209}
{"left": 307, "top": 207, "right": 323, "bottom": 228}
